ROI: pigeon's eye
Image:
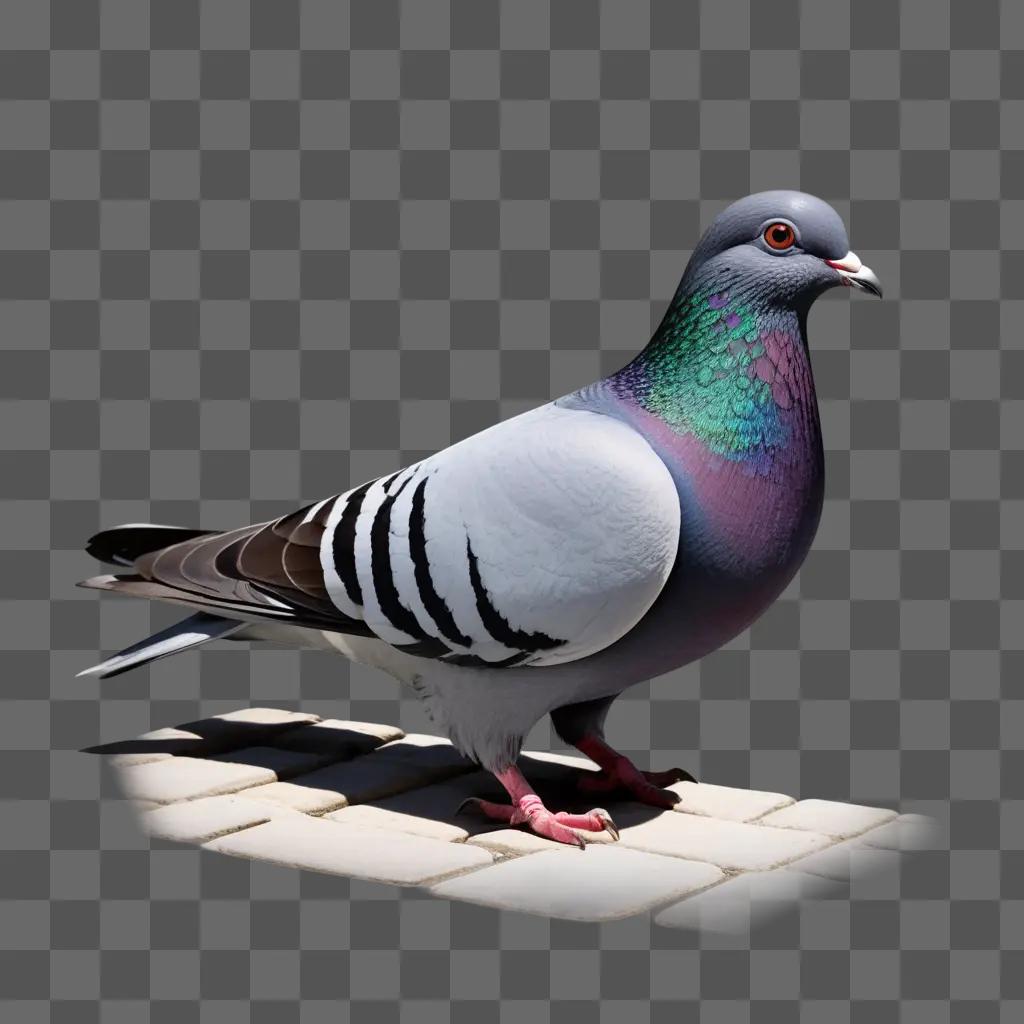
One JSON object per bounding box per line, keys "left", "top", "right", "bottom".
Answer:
{"left": 763, "top": 222, "right": 796, "bottom": 251}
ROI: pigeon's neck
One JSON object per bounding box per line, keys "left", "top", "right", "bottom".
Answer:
{"left": 606, "top": 274, "right": 819, "bottom": 463}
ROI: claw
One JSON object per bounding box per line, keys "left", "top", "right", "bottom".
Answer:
{"left": 456, "top": 796, "right": 481, "bottom": 817}
{"left": 592, "top": 807, "right": 619, "bottom": 841}
{"left": 564, "top": 828, "right": 586, "bottom": 850}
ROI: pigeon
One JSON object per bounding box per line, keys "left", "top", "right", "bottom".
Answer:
{"left": 78, "top": 190, "right": 881, "bottom": 847}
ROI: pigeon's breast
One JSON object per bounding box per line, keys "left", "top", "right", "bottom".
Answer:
{"left": 674, "top": 427, "right": 823, "bottom": 583}
{"left": 607, "top": 395, "right": 824, "bottom": 589}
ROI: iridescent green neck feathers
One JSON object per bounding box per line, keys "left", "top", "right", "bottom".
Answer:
{"left": 609, "top": 280, "right": 817, "bottom": 462}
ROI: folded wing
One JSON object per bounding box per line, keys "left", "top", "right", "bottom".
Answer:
{"left": 82, "top": 404, "right": 682, "bottom": 670}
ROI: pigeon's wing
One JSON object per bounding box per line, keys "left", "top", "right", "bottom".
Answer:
{"left": 81, "top": 500, "right": 379, "bottom": 637}
{"left": 319, "top": 402, "right": 681, "bottom": 668}
{"left": 82, "top": 403, "right": 681, "bottom": 669}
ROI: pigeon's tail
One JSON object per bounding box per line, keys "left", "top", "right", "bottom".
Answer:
{"left": 75, "top": 611, "right": 244, "bottom": 679}
{"left": 86, "top": 523, "right": 215, "bottom": 568}
{"left": 79, "top": 522, "right": 244, "bottom": 679}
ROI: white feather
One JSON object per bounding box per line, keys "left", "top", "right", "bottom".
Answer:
{"left": 320, "top": 402, "right": 680, "bottom": 668}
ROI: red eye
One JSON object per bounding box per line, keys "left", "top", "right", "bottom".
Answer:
{"left": 763, "top": 222, "right": 796, "bottom": 251}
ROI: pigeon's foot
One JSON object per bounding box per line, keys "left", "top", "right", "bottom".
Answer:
{"left": 457, "top": 795, "right": 618, "bottom": 848}
{"left": 574, "top": 735, "right": 696, "bottom": 810}
{"left": 460, "top": 764, "right": 619, "bottom": 848}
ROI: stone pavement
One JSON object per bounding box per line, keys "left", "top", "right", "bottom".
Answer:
{"left": 87, "top": 708, "right": 938, "bottom": 929}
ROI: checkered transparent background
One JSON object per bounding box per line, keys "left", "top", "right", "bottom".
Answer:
{"left": 1, "top": 0, "right": 1021, "bottom": 1018}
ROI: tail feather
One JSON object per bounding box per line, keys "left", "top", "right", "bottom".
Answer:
{"left": 76, "top": 611, "right": 245, "bottom": 680}
{"left": 86, "top": 523, "right": 215, "bottom": 568}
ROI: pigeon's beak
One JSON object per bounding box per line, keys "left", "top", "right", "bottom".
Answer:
{"left": 824, "top": 251, "right": 883, "bottom": 298}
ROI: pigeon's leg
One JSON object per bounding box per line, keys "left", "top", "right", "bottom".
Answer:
{"left": 457, "top": 765, "right": 619, "bottom": 848}
{"left": 574, "top": 735, "right": 695, "bottom": 810}
{"left": 550, "top": 697, "right": 696, "bottom": 810}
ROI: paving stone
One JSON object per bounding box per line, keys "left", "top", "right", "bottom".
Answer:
{"left": 274, "top": 746, "right": 475, "bottom": 810}
{"left": 217, "top": 708, "right": 321, "bottom": 727}
{"left": 210, "top": 746, "right": 333, "bottom": 780}
{"left": 614, "top": 809, "right": 833, "bottom": 871}
{"left": 784, "top": 838, "right": 901, "bottom": 883}
{"left": 518, "top": 749, "right": 602, "bottom": 786}
{"left": 521, "top": 750, "right": 598, "bottom": 772}
{"left": 240, "top": 779, "right": 349, "bottom": 815}
{"left": 140, "top": 794, "right": 300, "bottom": 844}
{"left": 858, "top": 813, "right": 940, "bottom": 851}
{"left": 204, "top": 815, "right": 494, "bottom": 885}
{"left": 431, "top": 845, "right": 724, "bottom": 922}
{"left": 361, "top": 771, "right": 503, "bottom": 827}
{"left": 374, "top": 733, "right": 476, "bottom": 770}
{"left": 115, "top": 756, "right": 277, "bottom": 805}
{"left": 667, "top": 781, "right": 794, "bottom": 822}
{"left": 325, "top": 804, "right": 469, "bottom": 843}
{"left": 758, "top": 799, "right": 897, "bottom": 839}
{"left": 466, "top": 828, "right": 566, "bottom": 856}
{"left": 654, "top": 868, "right": 841, "bottom": 935}
{"left": 270, "top": 719, "right": 404, "bottom": 758}
{"left": 107, "top": 752, "right": 173, "bottom": 768}
{"left": 85, "top": 708, "right": 320, "bottom": 758}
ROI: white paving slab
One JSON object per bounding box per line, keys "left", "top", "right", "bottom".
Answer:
{"left": 858, "top": 813, "right": 940, "bottom": 851}
{"left": 517, "top": 749, "right": 602, "bottom": 784}
{"left": 272, "top": 748, "right": 473, "bottom": 808}
{"left": 211, "top": 745, "right": 334, "bottom": 780}
{"left": 431, "top": 845, "right": 725, "bottom": 922}
{"left": 356, "top": 771, "right": 505, "bottom": 831}
{"left": 141, "top": 793, "right": 300, "bottom": 844}
{"left": 520, "top": 750, "right": 599, "bottom": 772}
{"left": 117, "top": 756, "right": 277, "bottom": 805}
{"left": 204, "top": 815, "right": 494, "bottom": 885}
{"left": 758, "top": 799, "right": 897, "bottom": 838}
{"left": 272, "top": 719, "right": 404, "bottom": 758}
{"left": 238, "top": 779, "right": 349, "bottom": 815}
{"left": 215, "top": 708, "right": 320, "bottom": 728}
{"left": 616, "top": 809, "right": 832, "bottom": 871}
{"left": 374, "top": 733, "right": 476, "bottom": 770}
{"left": 467, "top": 828, "right": 567, "bottom": 856}
{"left": 107, "top": 752, "right": 173, "bottom": 768}
{"left": 784, "top": 838, "right": 900, "bottom": 883}
{"left": 668, "top": 781, "right": 794, "bottom": 822}
{"left": 654, "top": 869, "right": 842, "bottom": 934}
{"left": 325, "top": 803, "right": 469, "bottom": 843}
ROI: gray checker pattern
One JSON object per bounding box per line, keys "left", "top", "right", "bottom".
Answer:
{"left": 0, "top": 0, "right": 1020, "bottom": 1019}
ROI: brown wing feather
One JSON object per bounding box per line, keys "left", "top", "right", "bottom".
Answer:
{"left": 120, "top": 498, "right": 370, "bottom": 634}
{"left": 273, "top": 503, "right": 332, "bottom": 598}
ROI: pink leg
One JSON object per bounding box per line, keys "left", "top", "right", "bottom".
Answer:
{"left": 574, "top": 735, "right": 696, "bottom": 810}
{"left": 457, "top": 764, "right": 619, "bottom": 848}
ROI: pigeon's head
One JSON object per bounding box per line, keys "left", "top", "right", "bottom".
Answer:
{"left": 683, "top": 190, "right": 882, "bottom": 310}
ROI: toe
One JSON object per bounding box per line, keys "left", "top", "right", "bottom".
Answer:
{"left": 528, "top": 810, "right": 587, "bottom": 848}
{"left": 632, "top": 783, "right": 682, "bottom": 810}
{"left": 552, "top": 808, "right": 620, "bottom": 838}
{"left": 456, "top": 797, "right": 517, "bottom": 823}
